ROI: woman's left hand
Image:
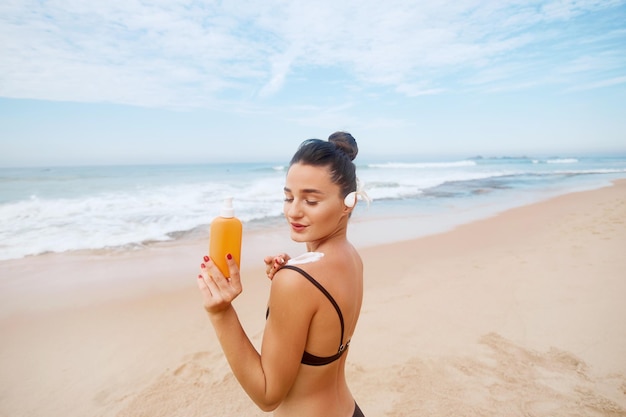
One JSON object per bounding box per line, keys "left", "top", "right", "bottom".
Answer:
{"left": 264, "top": 253, "right": 290, "bottom": 280}
{"left": 197, "top": 255, "right": 242, "bottom": 315}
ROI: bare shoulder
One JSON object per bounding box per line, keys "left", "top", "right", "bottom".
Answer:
{"left": 272, "top": 265, "right": 314, "bottom": 289}
{"left": 266, "top": 268, "right": 320, "bottom": 332}
{"left": 269, "top": 266, "right": 321, "bottom": 311}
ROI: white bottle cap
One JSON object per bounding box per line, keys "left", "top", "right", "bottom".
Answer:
{"left": 220, "top": 197, "right": 235, "bottom": 218}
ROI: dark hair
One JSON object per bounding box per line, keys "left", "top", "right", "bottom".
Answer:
{"left": 290, "top": 131, "right": 358, "bottom": 197}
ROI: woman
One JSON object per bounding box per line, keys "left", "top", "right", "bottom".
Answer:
{"left": 197, "top": 132, "right": 365, "bottom": 417}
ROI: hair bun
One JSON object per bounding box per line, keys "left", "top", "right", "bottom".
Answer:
{"left": 328, "top": 131, "right": 358, "bottom": 161}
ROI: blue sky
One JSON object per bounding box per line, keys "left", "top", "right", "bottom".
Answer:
{"left": 1, "top": 0, "right": 625, "bottom": 166}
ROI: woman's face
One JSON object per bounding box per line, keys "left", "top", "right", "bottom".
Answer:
{"left": 283, "top": 163, "right": 350, "bottom": 244}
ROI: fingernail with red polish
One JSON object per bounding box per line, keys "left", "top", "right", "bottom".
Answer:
{"left": 227, "top": 253, "right": 232, "bottom": 260}
{"left": 198, "top": 274, "right": 203, "bottom": 279}
{"left": 203, "top": 256, "right": 209, "bottom": 262}
{"left": 201, "top": 263, "right": 206, "bottom": 268}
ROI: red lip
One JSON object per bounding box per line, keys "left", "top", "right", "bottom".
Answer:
{"left": 290, "top": 223, "right": 307, "bottom": 232}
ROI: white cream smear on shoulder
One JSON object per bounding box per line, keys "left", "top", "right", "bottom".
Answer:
{"left": 287, "top": 252, "right": 325, "bottom": 265}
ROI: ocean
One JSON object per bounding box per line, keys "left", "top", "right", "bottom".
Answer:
{"left": 1, "top": 154, "right": 625, "bottom": 261}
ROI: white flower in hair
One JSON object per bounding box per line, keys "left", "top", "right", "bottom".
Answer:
{"left": 356, "top": 178, "right": 372, "bottom": 205}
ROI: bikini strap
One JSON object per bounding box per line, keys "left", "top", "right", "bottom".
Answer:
{"left": 281, "top": 265, "right": 346, "bottom": 352}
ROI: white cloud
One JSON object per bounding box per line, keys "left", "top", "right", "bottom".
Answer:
{"left": 0, "top": 0, "right": 624, "bottom": 108}
{"left": 566, "top": 75, "right": 626, "bottom": 92}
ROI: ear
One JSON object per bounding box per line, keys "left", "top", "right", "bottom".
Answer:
{"left": 344, "top": 191, "right": 357, "bottom": 208}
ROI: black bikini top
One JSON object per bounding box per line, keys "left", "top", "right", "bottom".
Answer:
{"left": 265, "top": 265, "right": 350, "bottom": 366}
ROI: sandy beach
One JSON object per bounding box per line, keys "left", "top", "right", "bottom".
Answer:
{"left": 1, "top": 180, "right": 625, "bottom": 417}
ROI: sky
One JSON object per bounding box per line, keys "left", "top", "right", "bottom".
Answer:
{"left": 1, "top": 0, "right": 625, "bottom": 167}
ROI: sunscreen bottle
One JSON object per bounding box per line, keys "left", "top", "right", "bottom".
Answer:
{"left": 209, "top": 197, "right": 242, "bottom": 278}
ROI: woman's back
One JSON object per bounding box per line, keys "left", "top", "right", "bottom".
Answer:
{"left": 270, "top": 243, "right": 363, "bottom": 417}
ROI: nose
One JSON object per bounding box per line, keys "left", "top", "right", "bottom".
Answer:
{"left": 285, "top": 200, "right": 303, "bottom": 219}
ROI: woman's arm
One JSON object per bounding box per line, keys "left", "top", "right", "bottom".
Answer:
{"left": 197, "top": 255, "right": 312, "bottom": 411}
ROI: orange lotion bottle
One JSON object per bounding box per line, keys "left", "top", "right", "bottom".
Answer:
{"left": 209, "top": 197, "right": 242, "bottom": 278}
